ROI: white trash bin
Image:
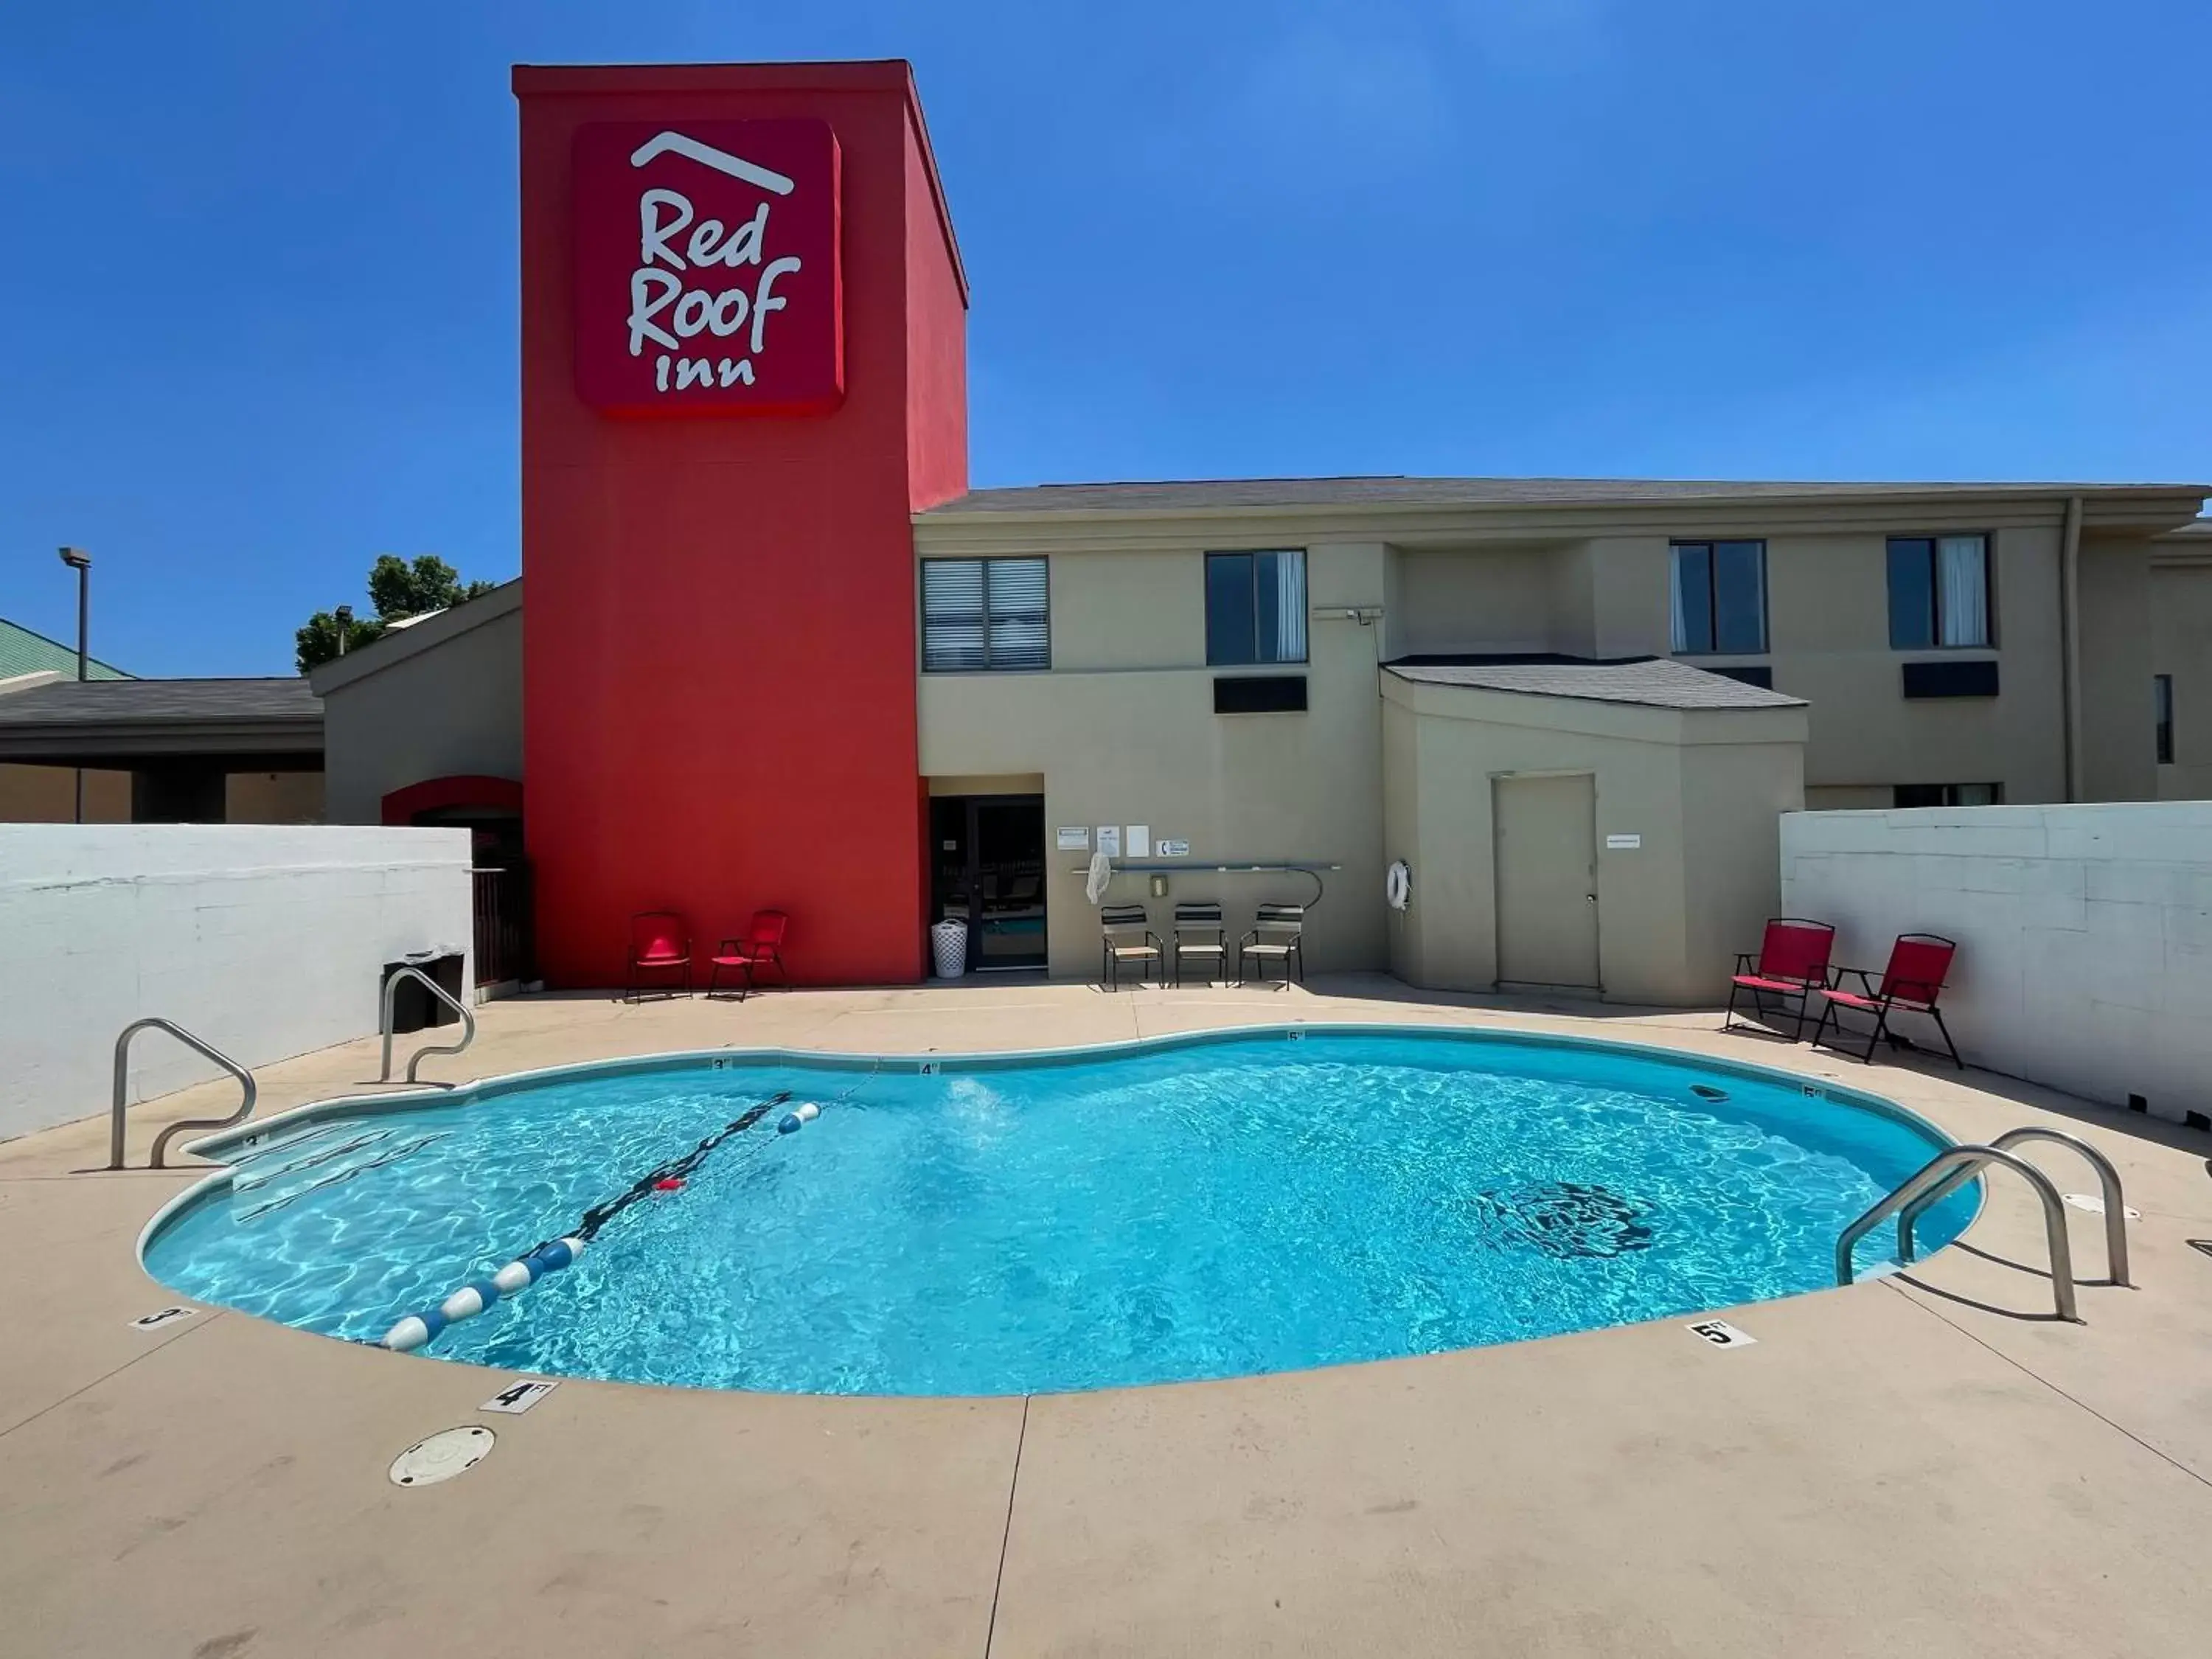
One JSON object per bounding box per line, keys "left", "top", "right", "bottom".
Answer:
{"left": 931, "top": 918, "right": 969, "bottom": 980}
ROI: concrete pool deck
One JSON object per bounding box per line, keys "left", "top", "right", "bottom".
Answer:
{"left": 4, "top": 977, "right": 2210, "bottom": 1657}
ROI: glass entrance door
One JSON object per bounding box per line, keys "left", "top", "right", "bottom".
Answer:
{"left": 928, "top": 794, "right": 1046, "bottom": 971}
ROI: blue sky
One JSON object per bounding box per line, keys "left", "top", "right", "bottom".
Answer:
{"left": 3, "top": 1, "right": 2208, "bottom": 677}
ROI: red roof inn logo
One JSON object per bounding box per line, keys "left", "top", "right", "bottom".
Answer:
{"left": 572, "top": 121, "right": 844, "bottom": 414}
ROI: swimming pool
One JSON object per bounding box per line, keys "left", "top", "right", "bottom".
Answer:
{"left": 142, "top": 1027, "right": 1973, "bottom": 1396}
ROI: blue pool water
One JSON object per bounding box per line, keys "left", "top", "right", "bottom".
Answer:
{"left": 142, "top": 1029, "right": 1973, "bottom": 1396}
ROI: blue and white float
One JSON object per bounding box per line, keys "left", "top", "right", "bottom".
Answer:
{"left": 381, "top": 1236, "right": 586, "bottom": 1352}
{"left": 776, "top": 1101, "right": 823, "bottom": 1134}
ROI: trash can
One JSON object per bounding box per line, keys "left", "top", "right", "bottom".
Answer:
{"left": 382, "top": 950, "right": 467, "bottom": 1032}
{"left": 930, "top": 919, "right": 969, "bottom": 980}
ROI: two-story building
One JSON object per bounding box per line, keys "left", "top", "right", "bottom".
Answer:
{"left": 311, "top": 60, "right": 2212, "bottom": 1004}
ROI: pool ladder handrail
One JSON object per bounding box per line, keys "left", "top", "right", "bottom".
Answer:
{"left": 1837, "top": 1144, "right": 2079, "bottom": 1321}
{"left": 379, "top": 966, "right": 477, "bottom": 1086}
{"left": 1898, "top": 1127, "right": 2129, "bottom": 1289}
{"left": 110, "top": 1018, "right": 257, "bottom": 1170}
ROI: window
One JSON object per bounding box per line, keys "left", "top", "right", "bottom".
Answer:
{"left": 1205, "top": 550, "right": 1307, "bottom": 665}
{"left": 1669, "top": 541, "right": 1767, "bottom": 654}
{"left": 1888, "top": 535, "right": 1990, "bottom": 648}
{"left": 921, "top": 557, "right": 1048, "bottom": 672}
{"left": 1894, "top": 783, "right": 2004, "bottom": 808}
{"left": 2155, "top": 674, "right": 2174, "bottom": 764}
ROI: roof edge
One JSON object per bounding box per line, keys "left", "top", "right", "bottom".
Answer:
{"left": 510, "top": 58, "right": 967, "bottom": 307}
{"left": 309, "top": 580, "right": 522, "bottom": 695}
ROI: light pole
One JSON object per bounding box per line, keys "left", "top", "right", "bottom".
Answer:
{"left": 335, "top": 604, "right": 353, "bottom": 657}
{"left": 57, "top": 548, "right": 91, "bottom": 823}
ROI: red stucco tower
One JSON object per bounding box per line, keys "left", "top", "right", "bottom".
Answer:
{"left": 513, "top": 61, "right": 968, "bottom": 986}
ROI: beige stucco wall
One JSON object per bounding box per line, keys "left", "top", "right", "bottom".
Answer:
{"left": 312, "top": 592, "right": 523, "bottom": 824}
{"left": 224, "top": 771, "right": 326, "bottom": 824}
{"left": 1377, "top": 521, "right": 2075, "bottom": 807}
{"left": 2076, "top": 538, "right": 2157, "bottom": 803}
{"left": 0, "top": 764, "right": 131, "bottom": 823}
{"left": 917, "top": 543, "right": 1389, "bottom": 980}
{"left": 2150, "top": 553, "right": 2212, "bottom": 800}
{"left": 1380, "top": 675, "right": 1805, "bottom": 1005}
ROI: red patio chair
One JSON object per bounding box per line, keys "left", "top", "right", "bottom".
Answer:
{"left": 627, "top": 911, "right": 693, "bottom": 1002}
{"left": 1810, "top": 933, "right": 1961, "bottom": 1068}
{"left": 1723, "top": 918, "right": 1835, "bottom": 1042}
{"left": 710, "top": 910, "right": 790, "bottom": 1001}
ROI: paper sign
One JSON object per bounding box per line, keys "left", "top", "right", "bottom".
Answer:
{"left": 1157, "top": 839, "right": 1190, "bottom": 858}
{"left": 1056, "top": 826, "right": 1090, "bottom": 851}
{"left": 1686, "top": 1318, "right": 1756, "bottom": 1349}
{"left": 130, "top": 1306, "right": 197, "bottom": 1332}
{"left": 1096, "top": 826, "right": 1121, "bottom": 858}
{"left": 1126, "top": 826, "right": 1152, "bottom": 858}
{"left": 1604, "top": 833, "right": 1641, "bottom": 849}
{"left": 480, "top": 1379, "right": 560, "bottom": 1415}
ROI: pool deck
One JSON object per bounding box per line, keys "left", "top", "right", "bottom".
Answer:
{"left": 4, "top": 975, "right": 2210, "bottom": 1657}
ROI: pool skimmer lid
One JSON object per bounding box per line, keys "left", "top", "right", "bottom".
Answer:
{"left": 389, "top": 1425, "right": 494, "bottom": 1487}
{"left": 2064, "top": 1192, "right": 2140, "bottom": 1220}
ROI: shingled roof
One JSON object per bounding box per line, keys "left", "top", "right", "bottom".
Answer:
{"left": 0, "top": 677, "right": 321, "bottom": 765}
{"left": 922, "top": 476, "right": 2211, "bottom": 516}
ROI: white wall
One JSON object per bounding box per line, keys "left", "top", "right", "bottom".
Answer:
{"left": 0, "top": 825, "right": 473, "bottom": 1144}
{"left": 1780, "top": 804, "right": 2212, "bottom": 1125}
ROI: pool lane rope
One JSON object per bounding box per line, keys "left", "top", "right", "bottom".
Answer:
{"left": 379, "top": 1089, "right": 794, "bottom": 1352}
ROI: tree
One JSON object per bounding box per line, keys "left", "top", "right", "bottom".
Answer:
{"left": 296, "top": 554, "right": 501, "bottom": 672}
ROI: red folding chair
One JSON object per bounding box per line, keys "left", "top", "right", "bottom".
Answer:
{"left": 709, "top": 910, "right": 790, "bottom": 1001}
{"left": 627, "top": 911, "right": 692, "bottom": 1002}
{"left": 1723, "top": 918, "right": 1835, "bottom": 1042}
{"left": 1810, "top": 933, "right": 1961, "bottom": 1067}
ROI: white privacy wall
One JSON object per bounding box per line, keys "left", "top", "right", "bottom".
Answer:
{"left": 0, "top": 826, "right": 473, "bottom": 1144}
{"left": 1780, "top": 804, "right": 2212, "bottom": 1125}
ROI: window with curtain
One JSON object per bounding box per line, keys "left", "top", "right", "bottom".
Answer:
{"left": 1669, "top": 541, "right": 1767, "bottom": 654}
{"left": 1204, "top": 550, "right": 1307, "bottom": 665}
{"left": 920, "top": 557, "right": 1049, "bottom": 672}
{"left": 1887, "top": 535, "right": 1990, "bottom": 648}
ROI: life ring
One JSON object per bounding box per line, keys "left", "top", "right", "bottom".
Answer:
{"left": 1385, "top": 860, "right": 1412, "bottom": 911}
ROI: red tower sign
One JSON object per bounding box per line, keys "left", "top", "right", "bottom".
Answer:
{"left": 516, "top": 62, "right": 968, "bottom": 990}
{"left": 571, "top": 119, "right": 844, "bottom": 414}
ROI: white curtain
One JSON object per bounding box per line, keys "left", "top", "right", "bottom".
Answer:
{"left": 1937, "top": 536, "right": 1988, "bottom": 647}
{"left": 1275, "top": 550, "right": 1307, "bottom": 661}
{"left": 1668, "top": 547, "right": 1689, "bottom": 652}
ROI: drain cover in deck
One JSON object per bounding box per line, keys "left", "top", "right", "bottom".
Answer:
{"left": 389, "top": 1425, "right": 494, "bottom": 1487}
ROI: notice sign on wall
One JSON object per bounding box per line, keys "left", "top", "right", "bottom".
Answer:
{"left": 572, "top": 121, "right": 844, "bottom": 414}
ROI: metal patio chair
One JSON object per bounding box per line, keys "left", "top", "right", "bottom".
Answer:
{"left": 1723, "top": 917, "right": 1834, "bottom": 1041}
{"left": 1099, "top": 903, "right": 1164, "bottom": 990}
{"left": 1171, "top": 901, "right": 1228, "bottom": 986}
{"left": 1809, "top": 933, "right": 1963, "bottom": 1067}
{"left": 709, "top": 909, "right": 790, "bottom": 1000}
{"left": 1237, "top": 902, "right": 1306, "bottom": 986}
{"left": 627, "top": 910, "right": 693, "bottom": 1002}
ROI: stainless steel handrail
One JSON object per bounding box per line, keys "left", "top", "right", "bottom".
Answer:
{"left": 1836, "top": 1144, "right": 2079, "bottom": 1322}
{"left": 111, "top": 1018, "right": 257, "bottom": 1170}
{"left": 1899, "top": 1127, "right": 2129, "bottom": 1287}
{"left": 379, "top": 966, "right": 477, "bottom": 1085}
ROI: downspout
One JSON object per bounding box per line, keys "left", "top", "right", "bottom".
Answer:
{"left": 2059, "top": 494, "right": 2084, "bottom": 802}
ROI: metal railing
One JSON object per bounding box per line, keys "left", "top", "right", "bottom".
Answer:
{"left": 1898, "top": 1127, "right": 2129, "bottom": 1287}
{"left": 473, "top": 863, "right": 534, "bottom": 986}
{"left": 1836, "top": 1143, "right": 2080, "bottom": 1322}
{"left": 380, "top": 966, "right": 477, "bottom": 1085}
{"left": 111, "top": 1018, "right": 257, "bottom": 1170}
